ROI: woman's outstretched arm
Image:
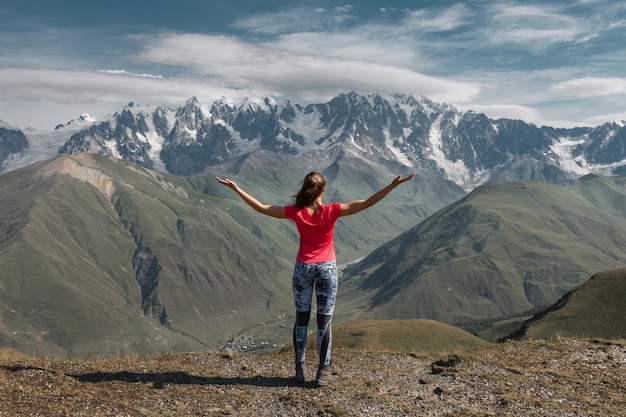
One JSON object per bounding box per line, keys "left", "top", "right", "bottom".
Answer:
{"left": 216, "top": 177, "right": 286, "bottom": 218}
{"left": 340, "top": 173, "right": 415, "bottom": 216}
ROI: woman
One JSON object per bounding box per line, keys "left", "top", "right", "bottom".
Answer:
{"left": 216, "top": 171, "right": 414, "bottom": 386}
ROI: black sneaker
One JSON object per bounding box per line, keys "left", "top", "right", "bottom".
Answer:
{"left": 294, "top": 362, "right": 305, "bottom": 383}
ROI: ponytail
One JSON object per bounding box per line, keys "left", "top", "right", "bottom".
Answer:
{"left": 294, "top": 172, "right": 326, "bottom": 209}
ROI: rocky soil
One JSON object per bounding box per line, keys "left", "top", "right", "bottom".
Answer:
{"left": 1, "top": 338, "right": 624, "bottom": 416}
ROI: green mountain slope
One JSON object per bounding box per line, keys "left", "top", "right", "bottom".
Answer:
{"left": 197, "top": 151, "right": 465, "bottom": 263}
{"left": 3, "top": 152, "right": 625, "bottom": 358}
{"left": 338, "top": 175, "right": 626, "bottom": 331}
{"left": 0, "top": 153, "right": 462, "bottom": 358}
{"left": 0, "top": 154, "right": 297, "bottom": 358}
{"left": 509, "top": 267, "right": 626, "bottom": 340}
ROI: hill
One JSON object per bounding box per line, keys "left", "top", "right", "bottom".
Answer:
{"left": 0, "top": 154, "right": 296, "bottom": 358}
{"left": 329, "top": 319, "right": 489, "bottom": 353}
{"left": 509, "top": 267, "right": 626, "bottom": 341}
{"left": 0, "top": 338, "right": 624, "bottom": 416}
{"left": 0, "top": 153, "right": 461, "bottom": 359}
{"left": 338, "top": 175, "right": 626, "bottom": 337}
{"left": 3, "top": 151, "right": 626, "bottom": 358}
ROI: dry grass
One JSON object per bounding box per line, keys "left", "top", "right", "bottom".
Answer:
{"left": 1, "top": 338, "right": 625, "bottom": 416}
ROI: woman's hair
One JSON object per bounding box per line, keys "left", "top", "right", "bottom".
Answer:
{"left": 294, "top": 172, "right": 326, "bottom": 209}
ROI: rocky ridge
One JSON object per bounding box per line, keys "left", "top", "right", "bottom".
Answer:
{"left": 3, "top": 92, "right": 626, "bottom": 190}
{"left": 1, "top": 338, "right": 624, "bottom": 416}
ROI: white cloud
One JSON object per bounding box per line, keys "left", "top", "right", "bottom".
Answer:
{"left": 400, "top": 3, "right": 473, "bottom": 32}
{"left": 97, "top": 70, "right": 164, "bottom": 79}
{"left": 0, "top": 60, "right": 479, "bottom": 130}
{"left": 0, "top": 67, "right": 218, "bottom": 103}
{"left": 585, "top": 111, "right": 626, "bottom": 126}
{"left": 608, "top": 19, "right": 626, "bottom": 30}
{"left": 551, "top": 77, "right": 626, "bottom": 98}
{"left": 1, "top": 1, "right": 625, "bottom": 130}
{"left": 478, "top": 2, "right": 600, "bottom": 51}
{"left": 135, "top": 33, "right": 480, "bottom": 104}
{"left": 0, "top": 67, "right": 252, "bottom": 129}
{"left": 231, "top": 5, "right": 355, "bottom": 34}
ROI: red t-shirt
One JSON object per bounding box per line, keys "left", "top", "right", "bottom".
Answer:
{"left": 284, "top": 203, "right": 341, "bottom": 263}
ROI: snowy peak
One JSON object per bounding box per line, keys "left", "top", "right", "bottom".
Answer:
{"left": 54, "top": 113, "right": 97, "bottom": 131}
{"left": 59, "top": 103, "right": 175, "bottom": 172}
{"left": 3, "top": 92, "right": 626, "bottom": 189}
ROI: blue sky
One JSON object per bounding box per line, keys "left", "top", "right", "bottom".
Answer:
{"left": 1, "top": 0, "right": 625, "bottom": 130}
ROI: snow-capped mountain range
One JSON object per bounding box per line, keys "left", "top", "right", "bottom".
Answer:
{"left": 2, "top": 92, "right": 625, "bottom": 190}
